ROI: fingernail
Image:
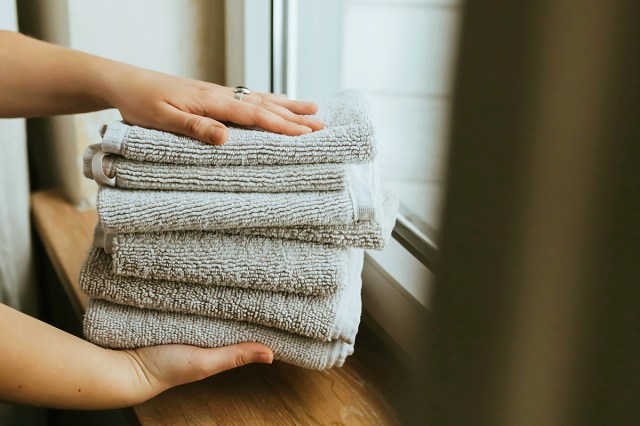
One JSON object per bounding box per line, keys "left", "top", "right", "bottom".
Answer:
{"left": 301, "top": 126, "right": 313, "bottom": 134}
{"left": 210, "top": 127, "right": 227, "bottom": 145}
{"left": 252, "top": 352, "right": 274, "bottom": 364}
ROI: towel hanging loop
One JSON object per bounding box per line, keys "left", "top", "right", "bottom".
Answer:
{"left": 91, "top": 151, "right": 117, "bottom": 187}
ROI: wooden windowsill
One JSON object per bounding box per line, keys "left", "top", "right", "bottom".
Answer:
{"left": 30, "top": 189, "right": 402, "bottom": 425}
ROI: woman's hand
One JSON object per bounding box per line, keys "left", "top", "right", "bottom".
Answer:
{"left": 104, "top": 67, "right": 325, "bottom": 145}
{"left": 0, "top": 30, "right": 324, "bottom": 145}
{"left": 120, "top": 342, "right": 273, "bottom": 402}
{"left": 0, "top": 303, "right": 273, "bottom": 409}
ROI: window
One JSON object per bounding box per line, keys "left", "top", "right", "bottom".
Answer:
{"left": 225, "top": 0, "right": 462, "bottom": 358}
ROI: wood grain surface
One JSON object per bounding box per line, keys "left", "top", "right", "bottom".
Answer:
{"left": 30, "top": 189, "right": 402, "bottom": 425}
{"left": 31, "top": 189, "right": 95, "bottom": 316}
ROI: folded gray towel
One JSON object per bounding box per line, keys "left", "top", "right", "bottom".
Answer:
{"left": 96, "top": 160, "right": 377, "bottom": 234}
{"left": 84, "top": 299, "right": 354, "bottom": 369}
{"left": 98, "top": 187, "right": 357, "bottom": 233}
{"left": 224, "top": 190, "right": 399, "bottom": 248}
{"left": 100, "top": 90, "right": 376, "bottom": 166}
{"left": 80, "top": 248, "right": 363, "bottom": 342}
{"left": 94, "top": 190, "right": 398, "bottom": 252}
{"left": 109, "top": 232, "right": 349, "bottom": 295}
{"left": 83, "top": 144, "right": 350, "bottom": 192}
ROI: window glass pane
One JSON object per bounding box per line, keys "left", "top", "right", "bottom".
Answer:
{"left": 342, "top": 0, "right": 461, "bottom": 236}
{"left": 293, "top": 0, "right": 462, "bottom": 238}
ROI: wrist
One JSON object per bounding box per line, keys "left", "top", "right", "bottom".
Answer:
{"left": 113, "top": 349, "right": 169, "bottom": 406}
{"left": 86, "top": 55, "right": 134, "bottom": 110}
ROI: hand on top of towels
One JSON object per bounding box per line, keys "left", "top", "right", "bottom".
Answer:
{"left": 107, "top": 68, "right": 325, "bottom": 145}
{"left": 0, "top": 30, "right": 323, "bottom": 145}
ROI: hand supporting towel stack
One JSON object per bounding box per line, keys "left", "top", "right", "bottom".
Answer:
{"left": 80, "top": 90, "right": 398, "bottom": 369}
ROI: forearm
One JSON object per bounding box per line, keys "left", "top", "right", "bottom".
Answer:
{"left": 0, "top": 303, "right": 155, "bottom": 409}
{"left": 0, "top": 31, "right": 127, "bottom": 117}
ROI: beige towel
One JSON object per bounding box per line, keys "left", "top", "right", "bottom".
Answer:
{"left": 107, "top": 232, "right": 348, "bottom": 295}
{"left": 83, "top": 144, "right": 350, "bottom": 192}
{"left": 94, "top": 191, "right": 398, "bottom": 251}
{"left": 80, "top": 248, "right": 363, "bottom": 342}
{"left": 84, "top": 299, "right": 355, "bottom": 370}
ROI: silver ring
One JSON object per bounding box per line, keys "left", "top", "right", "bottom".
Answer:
{"left": 233, "top": 86, "right": 251, "bottom": 101}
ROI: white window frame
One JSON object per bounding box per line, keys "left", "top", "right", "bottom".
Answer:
{"left": 225, "top": 0, "right": 434, "bottom": 361}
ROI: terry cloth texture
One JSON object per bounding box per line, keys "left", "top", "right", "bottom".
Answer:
{"left": 84, "top": 299, "right": 354, "bottom": 370}
{"left": 94, "top": 190, "right": 399, "bottom": 252}
{"left": 96, "top": 162, "right": 378, "bottom": 234}
{"left": 80, "top": 248, "right": 363, "bottom": 342}
{"left": 83, "top": 144, "right": 350, "bottom": 192}
{"left": 98, "top": 187, "right": 357, "bottom": 233}
{"left": 100, "top": 90, "right": 376, "bottom": 166}
{"left": 108, "top": 232, "right": 349, "bottom": 295}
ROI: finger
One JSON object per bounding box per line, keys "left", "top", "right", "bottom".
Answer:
{"left": 247, "top": 96, "right": 324, "bottom": 131}
{"left": 225, "top": 100, "right": 313, "bottom": 136}
{"left": 189, "top": 343, "right": 273, "bottom": 377}
{"left": 263, "top": 94, "right": 319, "bottom": 115}
{"left": 161, "top": 105, "right": 228, "bottom": 145}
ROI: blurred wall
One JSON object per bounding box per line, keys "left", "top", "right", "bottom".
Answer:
{"left": 18, "top": 0, "right": 226, "bottom": 207}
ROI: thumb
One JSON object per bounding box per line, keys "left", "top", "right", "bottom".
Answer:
{"left": 163, "top": 107, "right": 228, "bottom": 145}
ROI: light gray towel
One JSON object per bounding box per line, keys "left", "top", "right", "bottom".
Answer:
{"left": 82, "top": 144, "right": 350, "bottom": 192}
{"left": 224, "top": 190, "right": 399, "bottom": 249}
{"left": 96, "top": 159, "right": 378, "bottom": 234}
{"left": 109, "top": 232, "right": 349, "bottom": 295}
{"left": 100, "top": 90, "right": 376, "bottom": 166}
{"left": 84, "top": 299, "right": 354, "bottom": 369}
{"left": 94, "top": 190, "right": 398, "bottom": 252}
{"left": 80, "top": 248, "right": 363, "bottom": 342}
{"left": 98, "top": 187, "right": 356, "bottom": 233}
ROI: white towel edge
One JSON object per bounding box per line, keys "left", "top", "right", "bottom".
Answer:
{"left": 331, "top": 249, "right": 364, "bottom": 344}
{"left": 348, "top": 162, "right": 377, "bottom": 222}
{"left": 329, "top": 341, "right": 355, "bottom": 368}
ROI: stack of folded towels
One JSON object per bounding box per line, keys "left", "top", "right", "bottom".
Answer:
{"left": 79, "top": 90, "right": 398, "bottom": 370}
